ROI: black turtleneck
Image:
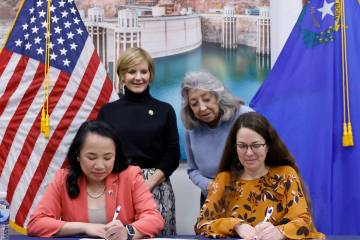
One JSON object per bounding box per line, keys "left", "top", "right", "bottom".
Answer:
{"left": 98, "top": 86, "right": 180, "bottom": 178}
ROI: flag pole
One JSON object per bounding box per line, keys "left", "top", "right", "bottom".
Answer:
{"left": 0, "top": 0, "right": 26, "bottom": 53}
{"left": 340, "top": 0, "right": 349, "bottom": 146}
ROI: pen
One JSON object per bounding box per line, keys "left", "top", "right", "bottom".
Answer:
{"left": 263, "top": 206, "right": 273, "bottom": 222}
{"left": 112, "top": 205, "right": 121, "bottom": 221}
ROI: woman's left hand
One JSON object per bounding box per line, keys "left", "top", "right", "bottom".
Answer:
{"left": 145, "top": 179, "right": 156, "bottom": 191}
{"left": 145, "top": 169, "right": 165, "bottom": 191}
{"left": 255, "top": 221, "right": 284, "bottom": 240}
{"left": 105, "top": 220, "right": 128, "bottom": 240}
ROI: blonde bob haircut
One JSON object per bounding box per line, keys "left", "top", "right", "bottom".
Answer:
{"left": 116, "top": 47, "right": 155, "bottom": 85}
{"left": 181, "top": 71, "right": 244, "bottom": 130}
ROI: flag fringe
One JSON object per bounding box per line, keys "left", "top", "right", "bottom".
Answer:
{"left": 346, "top": 122, "right": 354, "bottom": 146}
{"left": 342, "top": 123, "right": 349, "bottom": 146}
{"left": 9, "top": 220, "right": 27, "bottom": 235}
{"left": 44, "top": 112, "right": 50, "bottom": 138}
{"left": 41, "top": 107, "right": 45, "bottom": 133}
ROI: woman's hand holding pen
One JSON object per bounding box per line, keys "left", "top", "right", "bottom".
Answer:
{"left": 255, "top": 222, "right": 284, "bottom": 240}
{"left": 234, "top": 222, "right": 284, "bottom": 240}
{"left": 105, "top": 220, "right": 128, "bottom": 240}
{"left": 104, "top": 205, "right": 127, "bottom": 240}
{"left": 253, "top": 206, "right": 283, "bottom": 240}
{"left": 234, "top": 223, "right": 257, "bottom": 240}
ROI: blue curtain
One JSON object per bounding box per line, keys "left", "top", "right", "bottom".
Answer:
{"left": 250, "top": 0, "right": 360, "bottom": 235}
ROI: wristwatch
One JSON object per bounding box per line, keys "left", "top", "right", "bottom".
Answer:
{"left": 126, "top": 224, "right": 135, "bottom": 240}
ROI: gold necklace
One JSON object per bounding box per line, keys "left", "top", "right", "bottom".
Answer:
{"left": 86, "top": 185, "right": 106, "bottom": 199}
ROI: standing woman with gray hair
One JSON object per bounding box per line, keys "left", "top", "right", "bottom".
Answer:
{"left": 180, "top": 71, "right": 253, "bottom": 205}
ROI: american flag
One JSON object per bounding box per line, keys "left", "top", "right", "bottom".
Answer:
{"left": 0, "top": 0, "right": 117, "bottom": 232}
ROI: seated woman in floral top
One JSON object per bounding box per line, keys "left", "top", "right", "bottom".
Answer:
{"left": 195, "top": 112, "right": 325, "bottom": 240}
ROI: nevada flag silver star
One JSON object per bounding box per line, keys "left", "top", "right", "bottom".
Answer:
{"left": 317, "top": 0, "right": 335, "bottom": 20}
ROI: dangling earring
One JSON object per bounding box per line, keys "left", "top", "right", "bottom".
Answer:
{"left": 118, "top": 81, "right": 125, "bottom": 96}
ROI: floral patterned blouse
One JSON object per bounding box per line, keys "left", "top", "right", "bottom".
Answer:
{"left": 195, "top": 166, "right": 325, "bottom": 239}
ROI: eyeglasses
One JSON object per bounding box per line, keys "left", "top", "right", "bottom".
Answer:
{"left": 235, "top": 143, "right": 266, "bottom": 153}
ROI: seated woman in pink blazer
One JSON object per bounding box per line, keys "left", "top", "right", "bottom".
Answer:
{"left": 27, "top": 120, "right": 164, "bottom": 239}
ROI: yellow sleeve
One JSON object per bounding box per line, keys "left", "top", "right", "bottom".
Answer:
{"left": 276, "top": 167, "right": 325, "bottom": 239}
{"left": 194, "top": 172, "right": 243, "bottom": 238}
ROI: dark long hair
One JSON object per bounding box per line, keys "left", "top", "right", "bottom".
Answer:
{"left": 66, "top": 120, "right": 128, "bottom": 198}
{"left": 218, "top": 112, "right": 312, "bottom": 211}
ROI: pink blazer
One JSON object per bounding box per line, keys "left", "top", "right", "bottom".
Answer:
{"left": 27, "top": 166, "right": 164, "bottom": 237}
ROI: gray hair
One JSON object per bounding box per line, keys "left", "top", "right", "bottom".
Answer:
{"left": 180, "top": 71, "right": 244, "bottom": 130}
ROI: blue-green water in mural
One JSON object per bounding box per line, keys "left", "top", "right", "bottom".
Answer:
{"left": 150, "top": 42, "right": 270, "bottom": 160}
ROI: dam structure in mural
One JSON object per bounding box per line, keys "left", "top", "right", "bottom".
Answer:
{"left": 0, "top": 2, "right": 270, "bottom": 92}
{"left": 82, "top": 5, "right": 202, "bottom": 92}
